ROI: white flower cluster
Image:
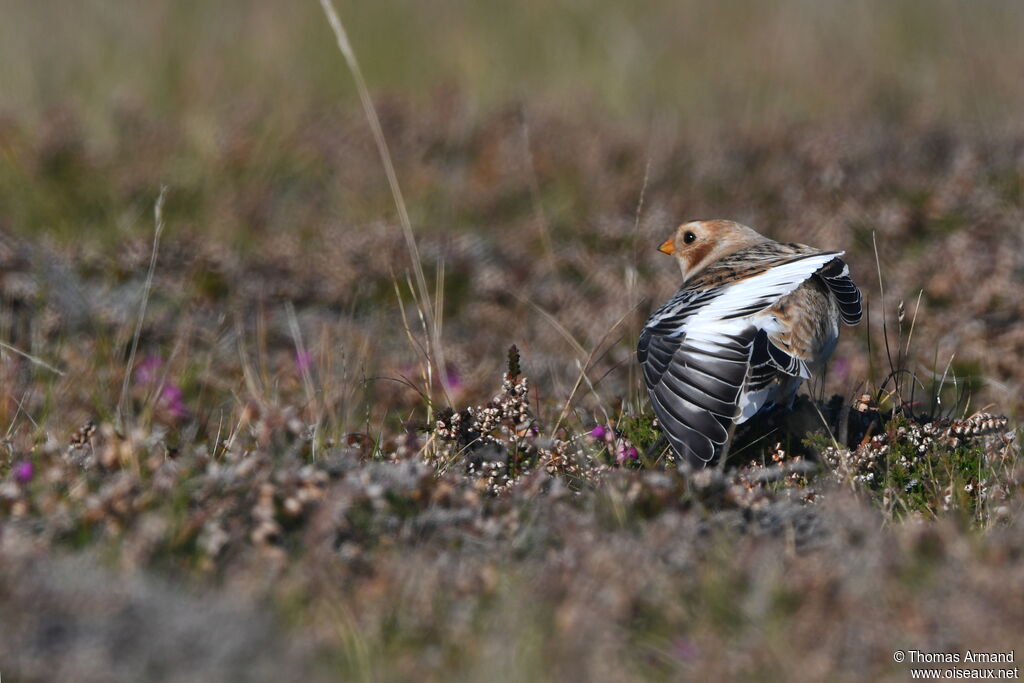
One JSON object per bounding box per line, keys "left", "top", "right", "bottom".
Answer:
{"left": 943, "top": 412, "right": 1009, "bottom": 441}
{"left": 429, "top": 348, "right": 602, "bottom": 494}
{"left": 822, "top": 411, "right": 1015, "bottom": 499}
{"left": 432, "top": 373, "right": 532, "bottom": 449}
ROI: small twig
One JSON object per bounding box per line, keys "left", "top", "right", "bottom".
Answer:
{"left": 717, "top": 419, "right": 741, "bottom": 469}
{"left": 809, "top": 401, "right": 841, "bottom": 450}
{"left": 627, "top": 156, "right": 652, "bottom": 415}
{"left": 5, "top": 390, "right": 39, "bottom": 437}
{"left": 935, "top": 352, "right": 957, "bottom": 413}
{"left": 0, "top": 341, "right": 64, "bottom": 377}
{"left": 872, "top": 232, "right": 900, "bottom": 411}
{"left": 517, "top": 295, "right": 588, "bottom": 359}
{"left": 904, "top": 289, "right": 924, "bottom": 357}
{"left": 641, "top": 433, "right": 668, "bottom": 463}
{"left": 552, "top": 306, "right": 637, "bottom": 434}
{"left": 837, "top": 400, "right": 852, "bottom": 448}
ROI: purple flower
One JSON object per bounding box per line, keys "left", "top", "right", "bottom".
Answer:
{"left": 135, "top": 355, "right": 162, "bottom": 385}
{"left": 294, "top": 350, "right": 314, "bottom": 375}
{"left": 445, "top": 367, "right": 462, "bottom": 391}
{"left": 616, "top": 445, "right": 639, "bottom": 464}
{"left": 671, "top": 637, "right": 699, "bottom": 662}
{"left": 159, "top": 383, "right": 189, "bottom": 419}
{"left": 832, "top": 357, "right": 850, "bottom": 382}
{"left": 590, "top": 424, "right": 607, "bottom": 440}
{"left": 13, "top": 461, "right": 33, "bottom": 483}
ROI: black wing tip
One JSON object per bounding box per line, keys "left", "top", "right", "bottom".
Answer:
{"left": 817, "top": 256, "right": 863, "bottom": 326}
{"left": 647, "top": 389, "right": 729, "bottom": 467}
{"left": 666, "top": 431, "right": 718, "bottom": 467}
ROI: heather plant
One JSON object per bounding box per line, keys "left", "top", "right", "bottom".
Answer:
{"left": 2, "top": 1, "right": 1024, "bottom": 681}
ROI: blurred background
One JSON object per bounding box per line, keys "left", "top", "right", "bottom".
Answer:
{"left": 3, "top": 3, "right": 1024, "bottom": 681}
{"left": 1, "top": 0, "right": 1023, "bottom": 422}
{"left": 4, "top": 1, "right": 1024, "bottom": 129}
{"left": 3, "top": 0, "right": 1024, "bottom": 237}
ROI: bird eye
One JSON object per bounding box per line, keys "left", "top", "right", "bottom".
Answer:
{"left": 683, "top": 231, "right": 697, "bottom": 244}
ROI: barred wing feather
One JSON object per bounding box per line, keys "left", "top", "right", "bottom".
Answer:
{"left": 639, "top": 251, "right": 844, "bottom": 466}
{"left": 817, "top": 258, "right": 863, "bottom": 325}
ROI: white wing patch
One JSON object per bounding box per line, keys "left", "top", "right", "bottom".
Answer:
{"left": 737, "top": 383, "right": 775, "bottom": 422}
{"left": 639, "top": 250, "right": 844, "bottom": 466}
{"left": 688, "top": 252, "right": 842, "bottom": 330}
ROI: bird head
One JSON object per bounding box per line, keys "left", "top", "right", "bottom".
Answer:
{"left": 658, "top": 219, "right": 769, "bottom": 283}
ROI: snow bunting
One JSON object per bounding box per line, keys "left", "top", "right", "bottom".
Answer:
{"left": 638, "top": 220, "right": 862, "bottom": 467}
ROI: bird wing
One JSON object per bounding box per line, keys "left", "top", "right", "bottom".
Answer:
{"left": 737, "top": 327, "right": 804, "bottom": 423}
{"left": 816, "top": 258, "right": 863, "bottom": 325}
{"left": 739, "top": 255, "right": 862, "bottom": 421}
{"left": 638, "top": 250, "right": 844, "bottom": 465}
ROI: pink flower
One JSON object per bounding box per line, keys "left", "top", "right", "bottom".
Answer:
{"left": 616, "top": 444, "right": 639, "bottom": 464}
{"left": 590, "top": 424, "right": 607, "bottom": 440}
{"left": 13, "top": 461, "right": 33, "bottom": 483}
{"left": 294, "top": 350, "right": 314, "bottom": 376}
{"left": 135, "top": 355, "right": 162, "bottom": 385}
{"left": 832, "top": 357, "right": 850, "bottom": 383}
{"left": 159, "top": 383, "right": 189, "bottom": 419}
{"left": 671, "top": 637, "right": 698, "bottom": 662}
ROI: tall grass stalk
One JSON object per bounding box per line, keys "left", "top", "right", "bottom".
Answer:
{"left": 115, "top": 185, "right": 166, "bottom": 435}
{"left": 627, "top": 157, "right": 651, "bottom": 417}
{"left": 287, "top": 302, "right": 321, "bottom": 458}
{"left": 317, "top": 0, "right": 451, "bottom": 408}
{"left": 0, "top": 341, "right": 64, "bottom": 377}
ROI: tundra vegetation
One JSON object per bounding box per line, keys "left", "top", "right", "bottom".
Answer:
{"left": 1, "top": 2, "right": 1023, "bottom": 681}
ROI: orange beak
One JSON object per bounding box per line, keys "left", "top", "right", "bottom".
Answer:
{"left": 658, "top": 236, "right": 675, "bottom": 255}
